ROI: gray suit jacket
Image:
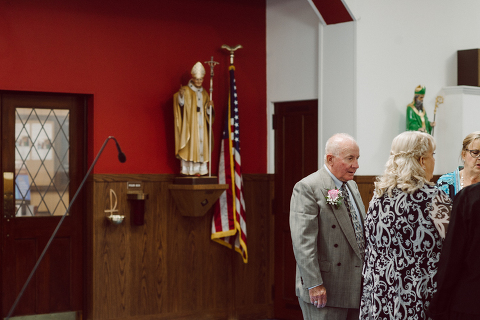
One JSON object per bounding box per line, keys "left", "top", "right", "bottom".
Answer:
{"left": 290, "top": 167, "right": 366, "bottom": 308}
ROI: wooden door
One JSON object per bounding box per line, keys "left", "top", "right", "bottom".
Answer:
{"left": 1, "top": 92, "right": 86, "bottom": 318}
{"left": 274, "top": 100, "right": 318, "bottom": 320}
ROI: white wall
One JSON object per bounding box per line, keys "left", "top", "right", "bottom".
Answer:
{"left": 356, "top": 0, "right": 480, "bottom": 175}
{"left": 435, "top": 86, "right": 480, "bottom": 173}
{"left": 266, "top": 0, "right": 319, "bottom": 173}
{"left": 319, "top": 22, "right": 356, "bottom": 164}
{"left": 267, "top": 0, "right": 480, "bottom": 176}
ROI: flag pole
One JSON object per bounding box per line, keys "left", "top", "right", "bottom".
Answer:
{"left": 220, "top": 44, "right": 243, "bottom": 199}
{"left": 205, "top": 56, "right": 219, "bottom": 177}
{"left": 221, "top": 44, "right": 248, "bottom": 262}
{"left": 221, "top": 44, "right": 243, "bottom": 66}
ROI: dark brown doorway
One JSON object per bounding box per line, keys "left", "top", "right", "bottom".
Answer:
{"left": 1, "top": 92, "right": 87, "bottom": 318}
{"left": 273, "top": 100, "right": 318, "bottom": 320}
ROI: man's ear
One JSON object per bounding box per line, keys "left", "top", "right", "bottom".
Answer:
{"left": 326, "top": 154, "right": 333, "bottom": 165}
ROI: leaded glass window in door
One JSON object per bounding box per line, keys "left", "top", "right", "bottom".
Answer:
{"left": 14, "top": 108, "right": 70, "bottom": 217}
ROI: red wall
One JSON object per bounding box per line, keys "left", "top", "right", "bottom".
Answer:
{"left": 0, "top": 0, "right": 267, "bottom": 174}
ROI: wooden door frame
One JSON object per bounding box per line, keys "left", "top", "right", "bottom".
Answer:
{"left": 273, "top": 99, "right": 318, "bottom": 319}
{"left": 0, "top": 90, "right": 88, "bottom": 318}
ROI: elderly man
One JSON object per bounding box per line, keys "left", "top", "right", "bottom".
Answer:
{"left": 290, "top": 133, "right": 365, "bottom": 320}
{"left": 173, "top": 61, "right": 214, "bottom": 176}
{"left": 406, "top": 85, "right": 435, "bottom": 134}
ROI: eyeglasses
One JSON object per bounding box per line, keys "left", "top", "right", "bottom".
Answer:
{"left": 465, "top": 148, "right": 480, "bottom": 158}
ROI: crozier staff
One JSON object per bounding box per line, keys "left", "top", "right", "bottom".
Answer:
{"left": 173, "top": 62, "right": 214, "bottom": 176}
{"left": 204, "top": 56, "right": 219, "bottom": 177}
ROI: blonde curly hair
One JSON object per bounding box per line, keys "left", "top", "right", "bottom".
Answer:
{"left": 375, "top": 131, "right": 435, "bottom": 197}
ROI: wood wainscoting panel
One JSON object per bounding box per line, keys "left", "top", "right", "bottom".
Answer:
{"left": 92, "top": 179, "right": 129, "bottom": 319}
{"left": 234, "top": 174, "right": 275, "bottom": 319}
{"left": 354, "top": 175, "right": 376, "bottom": 212}
{"left": 353, "top": 175, "right": 442, "bottom": 213}
{"left": 165, "top": 181, "right": 232, "bottom": 315}
{"left": 86, "top": 174, "right": 275, "bottom": 320}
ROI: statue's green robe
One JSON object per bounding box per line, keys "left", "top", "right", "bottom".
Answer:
{"left": 406, "top": 103, "right": 432, "bottom": 134}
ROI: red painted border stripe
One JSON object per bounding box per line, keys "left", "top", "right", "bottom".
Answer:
{"left": 311, "top": 0, "right": 353, "bottom": 25}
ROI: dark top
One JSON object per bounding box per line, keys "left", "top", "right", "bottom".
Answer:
{"left": 429, "top": 182, "right": 480, "bottom": 319}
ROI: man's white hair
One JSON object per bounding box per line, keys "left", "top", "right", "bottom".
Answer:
{"left": 324, "top": 133, "right": 357, "bottom": 161}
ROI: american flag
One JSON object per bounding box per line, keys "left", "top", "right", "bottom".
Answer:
{"left": 211, "top": 65, "right": 247, "bottom": 263}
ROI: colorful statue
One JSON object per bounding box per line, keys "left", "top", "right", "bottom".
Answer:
{"left": 406, "top": 85, "right": 435, "bottom": 134}
{"left": 173, "top": 62, "right": 214, "bottom": 176}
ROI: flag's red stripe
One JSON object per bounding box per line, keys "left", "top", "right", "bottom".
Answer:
{"left": 211, "top": 65, "right": 247, "bottom": 262}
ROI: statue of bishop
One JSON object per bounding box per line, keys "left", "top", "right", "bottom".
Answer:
{"left": 174, "top": 62, "right": 214, "bottom": 176}
{"left": 406, "top": 85, "right": 436, "bottom": 134}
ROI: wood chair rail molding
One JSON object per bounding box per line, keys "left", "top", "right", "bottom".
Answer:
{"left": 92, "top": 173, "right": 175, "bottom": 182}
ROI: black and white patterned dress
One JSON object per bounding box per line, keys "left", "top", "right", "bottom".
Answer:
{"left": 359, "top": 185, "right": 452, "bottom": 320}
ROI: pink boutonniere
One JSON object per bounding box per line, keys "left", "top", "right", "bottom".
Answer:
{"left": 325, "top": 188, "right": 343, "bottom": 209}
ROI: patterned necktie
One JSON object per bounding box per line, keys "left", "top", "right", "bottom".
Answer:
{"left": 341, "top": 183, "right": 365, "bottom": 260}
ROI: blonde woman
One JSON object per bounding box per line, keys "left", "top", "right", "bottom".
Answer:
{"left": 359, "top": 131, "right": 452, "bottom": 320}
{"left": 436, "top": 131, "right": 480, "bottom": 200}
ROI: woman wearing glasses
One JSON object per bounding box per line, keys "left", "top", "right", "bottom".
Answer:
{"left": 436, "top": 131, "right": 480, "bottom": 200}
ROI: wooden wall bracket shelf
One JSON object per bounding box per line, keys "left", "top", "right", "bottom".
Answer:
{"left": 169, "top": 183, "right": 228, "bottom": 217}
